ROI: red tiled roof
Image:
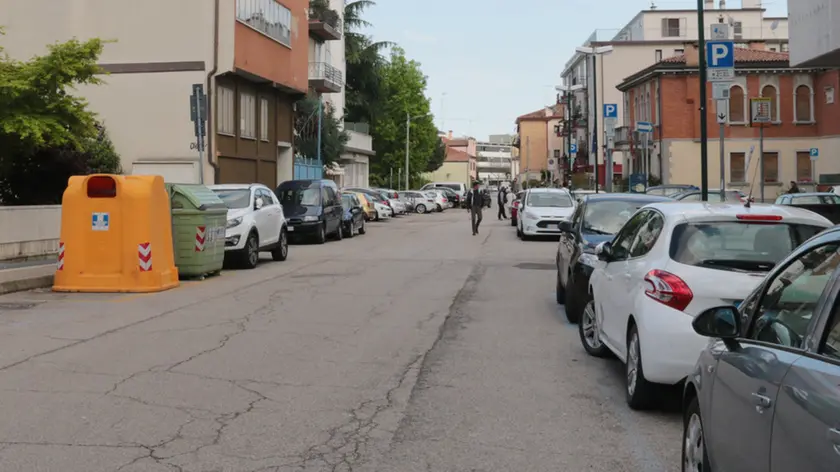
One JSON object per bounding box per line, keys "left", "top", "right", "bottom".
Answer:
{"left": 516, "top": 104, "right": 564, "bottom": 123}
{"left": 662, "top": 48, "right": 789, "bottom": 64}
{"left": 445, "top": 147, "right": 471, "bottom": 163}
{"left": 446, "top": 139, "right": 469, "bottom": 146}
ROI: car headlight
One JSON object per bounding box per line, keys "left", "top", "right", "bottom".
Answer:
{"left": 226, "top": 217, "right": 243, "bottom": 229}
{"left": 578, "top": 252, "right": 598, "bottom": 267}
{"left": 303, "top": 215, "right": 319, "bottom": 222}
{"left": 524, "top": 211, "right": 538, "bottom": 220}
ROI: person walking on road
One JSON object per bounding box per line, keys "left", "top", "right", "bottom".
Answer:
{"left": 497, "top": 187, "right": 508, "bottom": 220}
{"left": 465, "top": 181, "right": 484, "bottom": 236}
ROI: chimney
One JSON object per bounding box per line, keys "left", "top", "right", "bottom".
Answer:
{"left": 684, "top": 43, "right": 700, "bottom": 67}
{"left": 704, "top": 0, "right": 713, "bottom": 9}
{"left": 748, "top": 40, "right": 766, "bottom": 50}
{"left": 719, "top": 0, "right": 726, "bottom": 9}
{"left": 448, "top": 130, "right": 453, "bottom": 139}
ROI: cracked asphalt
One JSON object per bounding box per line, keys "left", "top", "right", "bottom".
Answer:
{"left": 0, "top": 210, "right": 682, "bottom": 472}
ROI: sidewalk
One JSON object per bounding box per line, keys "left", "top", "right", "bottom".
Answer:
{"left": 0, "top": 258, "right": 56, "bottom": 295}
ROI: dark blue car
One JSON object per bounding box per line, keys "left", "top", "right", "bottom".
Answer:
{"left": 340, "top": 192, "right": 367, "bottom": 238}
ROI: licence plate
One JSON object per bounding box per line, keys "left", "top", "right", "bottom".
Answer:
{"left": 287, "top": 226, "right": 295, "bottom": 232}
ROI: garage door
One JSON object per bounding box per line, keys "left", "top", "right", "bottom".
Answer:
{"left": 218, "top": 156, "right": 276, "bottom": 188}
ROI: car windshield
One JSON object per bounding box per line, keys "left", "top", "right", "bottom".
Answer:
{"left": 793, "top": 194, "right": 840, "bottom": 204}
{"left": 278, "top": 187, "right": 320, "bottom": 206}
{"left": 647, "top": 186, "right": 694, "bottom": 197}
{"left": 341, "top": 195, "right": 353, "bottom": 210}
{"left": 582, "top": 201, "right": 647, "bottom": 235}
{"left": 212, "top": 189, "right": 251, "bottom": 209}
{"left": 526, "top": 192, "right": 573, "bottom": 208}
{"left": 670, "top": 222, "right": 826, "bottom": 273}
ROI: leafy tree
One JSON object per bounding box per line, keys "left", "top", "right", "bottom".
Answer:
{"left": 369, "top": 48, "right": 437, "bottom": 188}
{"left": 294, "top": 95, "right": 349, "bottom": 166}
{"left": 0, "top": 34, "right": 122, "bottom": 204}
{"left": 343, "top": 0, "right": 393, "bottom": 123}
{"left": 425, "top": 137, "right": 446, "bottom": 172}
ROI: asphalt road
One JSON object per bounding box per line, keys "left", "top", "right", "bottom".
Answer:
{"left": 0, "top": 208, "right": 682, "bottom": 472}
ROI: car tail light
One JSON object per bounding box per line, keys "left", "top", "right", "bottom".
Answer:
{"left": 443, "top": 198, "right": 448, "bottom": 202}
{"left": 736, "top": 214, "right": 783, "bottom": 221}
{"left": 643, "top": 270, "right": 693, "bottom": 312}
{"left": 384, "top": 200, "right": 391, "bottom": 207}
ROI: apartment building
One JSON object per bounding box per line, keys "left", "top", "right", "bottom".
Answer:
{"left": 617, "top": 46, "right": 840, "bottom": 197}
{"left": 0, "top": 0, "right": 311, "bottom": 188}
{"left": 560, "top": 0, "right": 788, "bottom": 175}
{"left": 424, "top": 142, "right": 477, "bottom": 186}
{"left": 514, "top": 104, "right": 565, "bottom": 180}
{"left": 476, "top": 135, "right": 516, "bottom": 185}
{"left": 788, "top": 0, "right": 840, "bottom": 67}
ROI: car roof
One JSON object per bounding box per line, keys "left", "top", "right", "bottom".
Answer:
{"left": 643, "top": 201, "right": 834, "bottom": 226}
{"left": 584, "top": 193, "right": 672, "bottom": 203}
{"left": 526, "top": 188, "right": 570, "bottom": 194}
{"left": 791, "top": 192, "right": 835, "bottom": 197}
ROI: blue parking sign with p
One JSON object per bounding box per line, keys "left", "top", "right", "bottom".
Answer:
{"left": 603, "top": 104, "right": 618, "bottom": 118}
{"left": 570, "top": 143, "right": 578, "bottom": 153}
{"left": 706, "top": 41, "right": 734, "bottom": 68}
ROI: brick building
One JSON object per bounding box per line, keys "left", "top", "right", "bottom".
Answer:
{"left": 617, "top": 45, "right": 840, "bottom": 197}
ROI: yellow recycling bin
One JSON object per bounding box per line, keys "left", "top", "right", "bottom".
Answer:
{"left": 53, "top": 174, "right": 180, "bottom": 293}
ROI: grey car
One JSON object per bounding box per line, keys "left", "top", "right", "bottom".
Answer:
{"left": 683, "top": 225, "right": 840, "bottom": 472}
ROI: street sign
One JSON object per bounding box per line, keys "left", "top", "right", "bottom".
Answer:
{"left": 606, "top": 126, "right": 616, "bottom": 138}
{"left": 712, "top": 82, "right": 731, "bottom": 100}
{"left": 570, "top": 143, "right": 577, "bottom": 154}
{"left": 750, "top": 97, "right": 772, "bottom": 124}
{"left": 716, "top": 100, "right": 728, "bottom": 123}
{"left": 636, "top": 121, "right": 653, "bottom": 133}
{"left": 706, "top": 41, "right": 735, "bottom": 83}
{"left": 190, "top": 84, "right": 207, "bottom": 138}
{"left": 547, "top": 158, "right": 557, "bottom": 170}
{"left": 710, "top": 23, "right": 730, "bottom": 40}
{"left": 603, "top": 104, "right": 618, "bottom": 118}
{"left": 810, "top": 147, "right": 819, "bottom": 161}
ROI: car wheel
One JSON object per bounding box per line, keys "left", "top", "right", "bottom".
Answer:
{"left": 271, "top": 228, "right": 288, "bottom": 261}
{"left": 510, "top": 216, "right": 517, "bottom": 227}
{"left": 682, "top": 397, "right": 710, "bottom": 472}
{"left": 626, "top": 324, "right": 658, "bottom": 410}
{"left": 579, "top": 299, "right": 610, "bottom": 356}
{"left": 416, "top": 204, "right": 426, "bottom": 214}
{"left": 335, "top": 223, "right": 343, "bottom": 241}
{"left": 347, "top": 222, "right": 355, "bottom": 238}
{"left": 240, "top": 232, "right": 259, "bottom": 269}
{"left": 436, "top": 204, "right": 443, "bottom": 212}
{"left": 358, "top": 219, "right": 366, "bottom": 235}
{"left": 315, "top": 223, "right": 327, "bottom": 244}
{"left": 555, "top": 270, "right": 566, "bottom": 304}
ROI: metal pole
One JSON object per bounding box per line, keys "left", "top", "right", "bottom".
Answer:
{"left": 567, "top": 92, "right": 572, "bottom": 182}
{"left": 719, "top": 121, "right": 725, "bottom": 200}
{"left": 398, "top": 167, "right": 402, "bottom": 190}
{"left": 390, "top": 167, "right": 393, "bottom": 189}
{"left": 316, "top": 100, "right": 323, "bottom": 163}
{"left": 196, "top": 93, "right": 206, "bottom": 185}
{"left": 759, "top": 126, "right": 765, "bottom": 202}
{"left": 697, "top": 0, "right": 709, "bottom": 201}
{"left": 592, "top": 53, "right": 599, "bottom": 193}
{"left": 405, "top": 113, "right": 410, "bottom": 190}
{"left": 643, "top": 133, "right": 648, "bottom": 188}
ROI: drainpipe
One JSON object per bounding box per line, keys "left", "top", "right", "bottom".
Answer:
{"left": 657, "top": 75, "right": 664, "bottom": 181}
{"left": 205, "top": 0, "right": 221, "bottom": 183}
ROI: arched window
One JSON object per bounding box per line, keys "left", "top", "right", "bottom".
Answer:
{"left": 795, "top": 85, "right": 813, "bottom": 122}
{"left": 729, "top": 85, "right": 745, "bottom": 122}
{"left": 760, "top": 85, "right": 778, "bottom": 121}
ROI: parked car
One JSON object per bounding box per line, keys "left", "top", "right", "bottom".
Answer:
{"left": 432, "top": 186, "right": 460, "bottom": 208}
{"left": 583, "top": 202, "right": 831, "bottom": 410}
{"left": 516, "top": 188, "right": 576, "bottom": 240}
{"left": 425, "top": 190, "right": 448, "bottom": 212}
{"left": 275, "top": 179, "right": 344, "bottom": 244}
{"left": 376, "top": 189, "right": 407, "bottom": 215}
{"left": 646, "top": 184, "right": 699, "bottom": 197}
{"left": 510, "top": 190, "right": 526, "bottom": 226}
{"left": 683, "top": 225, "right": 840, "bottom": 472}
{"left": 400, "top": 191, "right": 435, "bottom": 213}
{"left": 775, "top": 192, "right": 840, "bottom": 224}
{"left": 673, "top": 188, "right": 749, "bottom": 203}
{"left": 571, "top": 189, "right": 597, "bottom": 202}
{"left": 555, "top": 193, "right": 673, "bottom": 323}
{"left": 364, "top": 192, "right": 392, "bottom": 220}
{"left": 396, "top": 191, "right": 416, "bottom": 213}
{"left": 340, "top": 192, "right": 367, "bottom": 237}
{"left": 210, "top": 184, "right": 289, "bottom": 269}
{"left": 422, "top": 182, "right": 467, "bottom": 205}
{"left": 352, "top": 192, "right": 377, "bottom": 221}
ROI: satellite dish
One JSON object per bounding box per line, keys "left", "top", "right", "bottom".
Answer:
{"left": 771, "top": 20, "right": 779, "bottom": 30}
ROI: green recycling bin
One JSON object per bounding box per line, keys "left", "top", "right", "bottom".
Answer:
{"left": 166, "top": 183, "right": 228, "bottom": 279}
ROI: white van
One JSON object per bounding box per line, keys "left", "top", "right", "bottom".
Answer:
{"left": 421, "top": 182, "right": 468, "bottom": 201}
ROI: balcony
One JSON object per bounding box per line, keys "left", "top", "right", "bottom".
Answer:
{"left": 344, "top": 122, "right": 373, "bottom": 154}
{"left": 309, "top": 62, "right": 343, "bottom": 93}
{"left": 308, "top": 2, "right": 342, "bottom": 41}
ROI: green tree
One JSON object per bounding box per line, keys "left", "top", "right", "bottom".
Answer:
{"left": 294, "top": 95, "right": 349, "bottom": 166}
{"left": 425, "top": 137, "right": 446, "bottom": 172}
{"left": 343, "top": 0, "right": 393, "bottom": 123}
{"left": 370, "top": 48, "right": 437, "bottom": 188}
{"left": 0, "top": 34, "right": 122, "bottom": 204}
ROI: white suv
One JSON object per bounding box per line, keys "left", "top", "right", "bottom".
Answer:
{"left": 209, "top": 184, "right": 289, "bottom": 269}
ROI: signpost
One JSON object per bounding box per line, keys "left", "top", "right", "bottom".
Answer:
{"left": 636, "top": 121, "right": 653, "bottom": 189}
{"left": 706, "top": 41, "right": 735, "bottom": 83}
{"left": 716, "top": 100, "right": 728, "bottom": 200}
{"left": 710, "top": 23, "right": 730, "bottom": 40}
{"left": 751, "top": 97, "right": 772, "bottom": 202}
{"left": 604, "top": 104, "right": 618, "bottom": 192}
{"left": 706, "top": 36, "right": 734, "bottom": 201}
{"left": 190, "top": 84, "right": 208, "bottom": 184}
{"left": 810, "top": 147, "right": 819, "bottom": 184}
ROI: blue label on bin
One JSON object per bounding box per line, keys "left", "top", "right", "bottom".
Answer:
{"left": 92, "top": 212, "right": 110, "bottom": 231}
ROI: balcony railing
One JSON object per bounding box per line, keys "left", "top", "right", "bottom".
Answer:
{"left": 344, "top": 122, "right": 370, "bottom": 134}
{"left": 308, "top": 62, "right": 343, "bottom": 93}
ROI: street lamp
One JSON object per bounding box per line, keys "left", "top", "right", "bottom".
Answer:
{"left": 575, "top": 45, "right": 613, "bottom": 193}
{"left": 555, "top": 83, "right": 585, "bottom": 187}
{"left": 405, "top": 112, "right": 431, "bottom": 190}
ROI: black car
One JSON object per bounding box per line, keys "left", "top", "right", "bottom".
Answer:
{"left": 276, "top": 179, "right": 344, "bottom": 244}
{"left": 555, "top": 193, "right": 673, "bottom": 323}
{"left": 340, "top": 192, "right": 367, "bottom": 237}
{"left": 435, "top": 187, "right": 461, "bottom": 207}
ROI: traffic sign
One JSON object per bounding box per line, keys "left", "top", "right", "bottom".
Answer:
{"left": 712, "top": 82, "right": 731, "bottom": 100}
{"left": 716, "top": 100, "right": 728, "bottom": 123}
{"left": 603, "top": 104, "right": 618, "bottom": 118}
{"left": 570, "top": 143, "right": 577, "bottom": 154}
{"left": 710, "top": 24, "right": 729, "bottom": 40}
{"left": 706, "top": 41, "right": 735, "bottom": 83}
{"left": 548, "top": 157, "right": 557, "bottom": 169}
{"left": 636, "top": 121, "right": 653, "bottom": 133}
{"left": 810, "top": 148, "right": 819, "bottom": 161}
{"left": 750, "top": 98, "right": 772, "bottom": 124}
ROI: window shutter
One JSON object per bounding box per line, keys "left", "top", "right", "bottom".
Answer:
{"left": 679, "top": 18, "right": 688, "bottom": 37}
{"left": 661, "top": 18, "right": 669, "bottom": 37}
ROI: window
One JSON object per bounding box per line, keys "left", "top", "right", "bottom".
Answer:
{"left": 629, "top": 213, "right": 664, "bottom": 258}
{"left": 822, "top": 305, "right": 840, "bottom": 361}
{"left": 729, "top": 85, "right": 745, "bottom": 122}
{"left": 674, "top": 48, "right": 684, "bottom": 56}
{"left": 730, "top": 152, "right": 746, "bottom": 182}
{"left": 795, "top": 85, "right": 813, "bottom": 122}
{"left": 769, "top": 47, "right": 777, "bottom": 52}
{"left": 763, "top": 152, "right": 779, "bottom": 183}
{"left": 781, "top": 42, "right": 790, "bottom": 52}
{"left": 733, "top": 21, "right": 743, "bottom": 39}
{"left": 218, "top": 86, "right": 235, "bottom": 135}
{"left": 793, "top": 151, "right": 812, "bottom": 182}
{"left": 826, "top": 86, "right": 835, "bottom": 104}
{"left": 661, "top": 18, "right": 684, "bottom": 37}
{"left": 236, "top": 0, "right": 292, "bottom": 47}
{"left": 610, "top": 210, "right": 650, "bottom": 260}
{"left": 760, "top": 85, "right": 778, "bottom": 121}
{"left": 240, "top": 92, "right": 256, "bottom": 138}
{"left": 259, "top": 97, "right": 269, "bottom": 141}
{"left": 554, "top": 149, "right": 561, "bottom": 158}
{"left": 748, "top": 244, "right": 840, "bottom": 348}
{"left": 655, "top": 49, "right": 663, "bottom": 62}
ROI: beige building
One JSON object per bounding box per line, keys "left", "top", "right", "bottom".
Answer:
{"left": 561, "top": 0, "right": 789, "bottom": 173}
{"left": 514, "top": 104, "right": 565, "bottom": 181}
{"left": 788, "top": 0, "right": 840, "bottom": 66}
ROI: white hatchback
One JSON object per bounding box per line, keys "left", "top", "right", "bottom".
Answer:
{"left": 517, "top": 188, "right": 576, "bottom": 240}
{"left": 582, "top": 202, "right": 832, "bottom": 409}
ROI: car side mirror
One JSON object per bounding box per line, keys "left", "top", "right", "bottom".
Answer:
{"left": 595, "top": 241, "right": 613, "bottom": 262}
{"left": 692, "top": 306, "right": 741, "bottom": 343}
{"left": 558, "top": 220, "right": 572, "bottom": 232}
{"left": 255, "top": 198, "right": 264, "bottom": 210}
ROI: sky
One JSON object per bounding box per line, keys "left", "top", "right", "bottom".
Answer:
{"left": 361, "top": 0, "right": 788, "bottom": 141}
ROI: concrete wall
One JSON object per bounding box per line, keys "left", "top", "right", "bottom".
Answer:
{"left": 788, "top": 0, "right": 840, "bottom": 66}
{"left": 0, "top": 206, "right": 62, "bottom": 261}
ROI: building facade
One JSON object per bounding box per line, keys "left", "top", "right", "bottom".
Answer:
{"left": 476, "top": 134, "right": 516, "bottom": 185}
{"left": 788, "top": 0, "right": 840, "bottom": 67}
{"left": 0, "top": 0, "right": 311, "bottom": 188}
{"left": 618, "top": 46, "right": 840, "bottom": 199}
{"left": 514, "top": 105, "right": 565, "bottom": 181}
{"left": 424, "top": 146, "right": 475, "bottom": 186}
